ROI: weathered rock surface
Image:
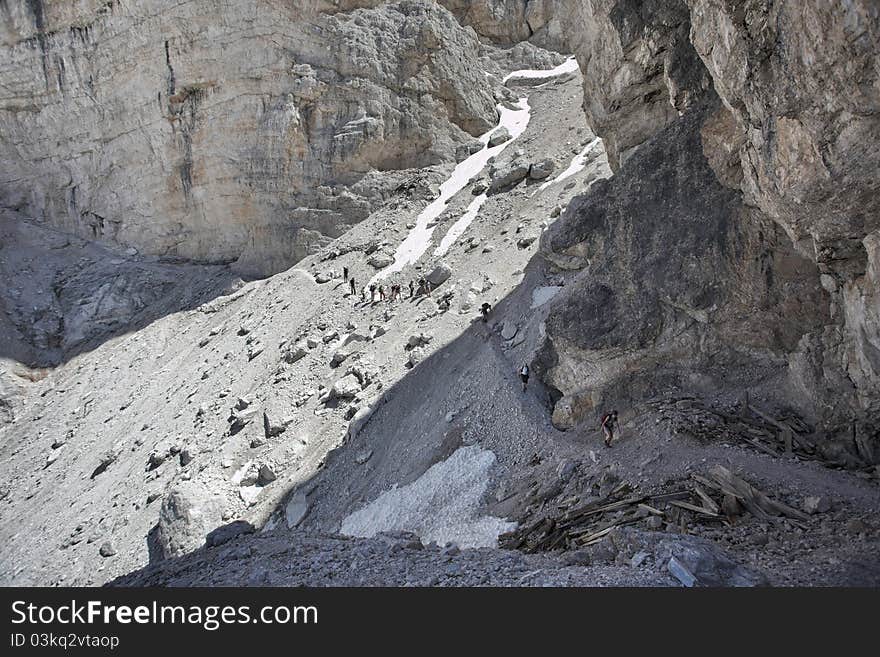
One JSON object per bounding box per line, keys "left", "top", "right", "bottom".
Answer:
{"left": 154, "top": 482, "right": 224, "bottom": 560}
{"left": 0, "top": 0, "right": 502, "bottom": 277}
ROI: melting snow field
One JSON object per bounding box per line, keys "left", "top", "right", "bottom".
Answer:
{"left": 502, "top": 56, "right": 579, "bottom": 84}
{"left": 340, "top": 445, "right": 516, "bottom": 548}
{"left": 374, "top": 98, "right": 531, "bottom": 280}
{"left": 539, "top": 136, "right": 602, "bottom": 192}
{"left": 375, "top": 59, "right": 584, "bottom": 279}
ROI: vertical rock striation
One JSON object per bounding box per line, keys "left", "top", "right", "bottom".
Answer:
{"left": 0, "top": 0, "right": 501, "bottom": 276}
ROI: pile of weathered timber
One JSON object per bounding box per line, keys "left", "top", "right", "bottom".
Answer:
{"left": 499, "top": 465, "right": 810, "bottom": 553}
{"left": 648, "top": 396, "right": 823, "bottom": 462}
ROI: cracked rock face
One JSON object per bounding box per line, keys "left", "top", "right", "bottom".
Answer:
{"left": 517, "top": 0, "right": 879, "bottom": 441}
{"left": 0, "top": 0, "right": 500, "bottom": 277}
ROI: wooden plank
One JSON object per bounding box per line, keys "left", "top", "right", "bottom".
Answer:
{"left": 648, "top": 490, "right": 692, "bottom": 503}
{"left": 670, "top": 500, "right": 720, "bottom": 518}
{"left": 637, "top": 503, "right": 664, "bottom": 516}
{"left": 692, "top": 484, "right": 720, "bottom": 515}
{"left": 744, "top": 437, "right": 780, "bottom": 457}
{"left": 691, "top": 474, "right": 722, "bottom": 491}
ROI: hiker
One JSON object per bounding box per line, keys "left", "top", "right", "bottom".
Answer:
{"left": 361, "top": 287, "right": 367, "bottom": 302}
{"left": 343, "top": 266, "right": 349, "bottom": 281}
{"left": 417, "top": 278, "right": 426, "bottom": 296}
{"left": 409, "top": 280, "right": 415, "bottom": 298}
{"left": 349, "top": 277, "right": 356, "bottom": 296}
{"left": 600, "top": 410, "right": 619, "bottom": 447}
{"left": 379, "top": 285, "right": 386, "bottom": 301}
{"left": 425, "top": 280, "right": 433, "bottom": 295}
{"left": 519, "top": 363, "right": 530, "bottom": 392}
{"left": 369, "top": 284, "right": 376, "bottom": 302}
{"left": 480, "top": 302, "right": 492, "bottom": 323}
{"left": 439, "top": 290, "right": 454, "bottom": 311}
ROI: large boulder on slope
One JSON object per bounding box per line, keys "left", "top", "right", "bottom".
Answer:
{"left": 426, "top": 263, "right": 452, "bottom": 287}
{"left": 529, "top": 158, "right": 556, "bottom": 179}
{"left": 155, "top": 481, "right": 224, "bottom": 560}
{"left": 488, "top": 127, "right": 511, "bottom": 147}
{"left": 488, "top": 163, "right": 529, "bottom": 193}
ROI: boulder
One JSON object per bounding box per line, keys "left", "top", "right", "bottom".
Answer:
{"left": 205, "top": 520, "right": 255, "bottom": 548}
{"left": 406, "top": 333, "right": 433, "bottom": 349}
{"left": 529, "top": 158, "right": 556, "bottom": 179}
{"left": 501, "top": 321, "right": 518, "bottom": 340}
{"left": 488, "top": 126, "right": 511, "bottom": 147}
{"left": 229, "top": 407, "right": 258, "bottom": 435}
{"left": 331, "top": 347, "right": 353, "bottom": 367}
{"left": 655, "top": 535, "right": 767, "bottom": 587}
{"left": 347, "top": 405, "right": 375, "bottom": 441}
{"left": 315, "top": 272, "right": 332, "bottom": 284}
{"left": 263, "top": 412, "right": 287, "bottom": 438}
{"left": 179, "top": 448, "right": 195, "bottom": 467}
{"left": 282, "top": 342, "right": 308, "bottom": 364}
{"left": 802, "top": 495, "right": 831, "bottom": 515}
{"left": 285, "top": 491, "right": 309, "bottom": 528}
{"left": 258, "top": 464, "right": 277, "bottom": 485}
{"left": 331, "top": 374, "right": 362, "bottom": 399}
{"left": 488, "top": 163, "right": 529, "bottom": 193}
{"left": 155, "top": 481, "right": 224, "bottom": 559}
{"left": 368, "top": 253, "right": 394, "bottom": 269}
{"left": 426, "top": 263, "right": 452, "bottom": 287}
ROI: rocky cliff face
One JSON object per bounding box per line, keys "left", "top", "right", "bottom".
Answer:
{"left": 521, "top": 0, "right": 879, "bottom": 458}
{"left": 0, "top": 0, "right": 509, "bottom": 277}
{"left": 447, "top": 0, "right": 878, "bottom": 454}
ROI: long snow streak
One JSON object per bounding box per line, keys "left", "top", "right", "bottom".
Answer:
{"left": 374, "top": 97, "right": 530, "bottom": 281}
{"left": 502, "top": 56, "right": 579, "bottom": 84}
{"left": 538, "top": 137, "right": 601, "bottom": 192}
{"left": 375, "top": 59, "right": 582, "bottom": 280}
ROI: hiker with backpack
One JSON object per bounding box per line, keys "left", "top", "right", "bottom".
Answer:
{"left": 600, "top": 410, "right": 619, "bottom": 447}
{"left": 480, "top": 302, "right": 492, "bottom": 323}
{"left": 519, "top": 363, "right": 530, "bottom": 391}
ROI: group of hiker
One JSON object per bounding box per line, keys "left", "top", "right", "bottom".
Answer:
{"left": 341, "top": 266, "right": 620, "bottom": 448}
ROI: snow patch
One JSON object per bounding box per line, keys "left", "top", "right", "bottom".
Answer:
{"left": 434, "top": 192, "right": 488, "bottom": 257}
{"left": 539, "top": 137, "right": 602, "bottom": 192}
{"left": 375, "top": 60, "right": 584, "bottom": 280}
{"left": 373, "top": 98, "right": 530, "bottom": 281}
{"left": 503, "top": 56, "right": 579, "bottom": 84}
{"left": 340, "top": 445, "right": 516, "bottom": 548}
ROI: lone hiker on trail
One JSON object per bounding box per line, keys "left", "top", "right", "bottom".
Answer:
{"left": 480, "top": 302, "right": 492, "bottom": 323}
{"left": 349, "top": 277, "right": 356, "bottom": 296}
{"left": 409, "top": 280, "right": 415, "bottom": 298}
{"left": 601, "top": 410, "right": 619, "bottom": 448}
{"left": 519, "top": 363, "right": 530, "bottom": 392}
{"left": 343, "top": 266, "right": 349, "bottom": 281}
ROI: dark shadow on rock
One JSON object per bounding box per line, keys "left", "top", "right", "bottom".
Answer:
{"left": 146, "top": 524, "right": 164, "bottom": 566}
{"left": 206, "top": 520, "right": 255, "bottom": 548}
{"left": 0, "top": 210, "right": 247, "bottom": 368}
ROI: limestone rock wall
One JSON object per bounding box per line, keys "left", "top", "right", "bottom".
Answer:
{"left": 514, "top": 0, "right": 879, "bottom": 447}
{"left": 0, "top": 0, "right": 500, "bottom": 277}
